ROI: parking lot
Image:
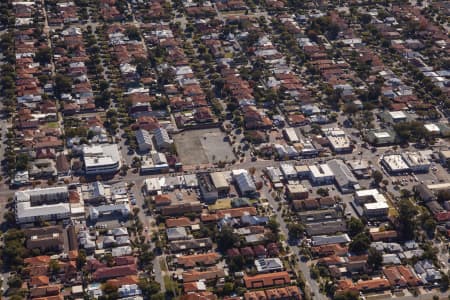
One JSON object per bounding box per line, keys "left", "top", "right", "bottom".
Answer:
{"left": 173, "top": 128, "right": 235, "bottom": 165}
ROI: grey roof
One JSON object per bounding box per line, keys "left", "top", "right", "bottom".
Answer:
{"left": 234, "top": 172, "right": 256, "bottom": 193}
{"left": 169, "top": 238, "right": 213, "bottom": 252}
{"left": 255, "top": 258, "right": 283, "bottom": 272}
{"left": 305, "top": 219, "right": 347, "bottom": 236}
{"left": 327, "top": 159, "right": 358, "bottom": 189}
{"left": 153, "top": 127, "right": 173, "bottom": 147}
{"left": 166, "top": 227, "right": 188, "bottom": 240}
{"left": 311, "top": 234, "right": 350, "bottom": 246}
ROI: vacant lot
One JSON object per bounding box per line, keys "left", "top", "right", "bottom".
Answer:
{"left": 173, "top": 128, "right": 235, "bottom": 166}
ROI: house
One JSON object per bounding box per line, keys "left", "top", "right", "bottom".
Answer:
{"left": 24, "top": 226, "right": 64, "bottom": 252}
{"left": 244, "top": 286, "right": 301, "bottom": 300}
{"left": 92, "top": 264, "right": 138, "bottom": 281}
{"left": 244, "top": 271, "right": 290, "bottom": 289}
{"left": 169, "top": 238, "right": 213, "bottom": 252}
{"left": 161, "top": 202, "right": 202, "bottom": 216}
{"left": 182, "top": 268, "right": 226, "bottom": 283}
{"left": 383, "top": 266, "right": 421, "bottom": 287}
{"left": 176, "top": 253, "right": 221, "bottom": 268}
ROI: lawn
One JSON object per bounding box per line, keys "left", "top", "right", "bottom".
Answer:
{"left": 46, "top": 122, "right": 59, "bottom": 128}
{"left": 209, "top": 199, "right": 232, "bottom": 211}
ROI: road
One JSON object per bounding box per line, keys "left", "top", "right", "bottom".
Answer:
{"left": 258, "top": 170, "right": 326, "bottom": 300}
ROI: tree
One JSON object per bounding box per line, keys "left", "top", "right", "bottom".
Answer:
{"left": 349, "top": 232, "right": 370, "bottom": 253}
{"left": 317, "top": 188, "right": 329, "bottom": 197}
{"left": 101, "top": 282, "right": 119, "bottom": 300}
{"left": 347, "top": 217, "right": 365, "bottom": 238}
{"left": 367, "top": 247, "right": 383, "bottom": 270}
{"left": 49, "top": 259, "right": 60, "bottom": 275}
{"left": 334, "top": 290, "right": 359, "bottom": 300}
{"left": 35, "top": 47, "right": 52, "bottom": 64}
{"left": 441, "top": 272, "right": 449, "bottom": 291}
{"left": 372, "top": 170, "right": 383, "bottom": 185}
{"left": 287, "top": 223, "right": 305, "bottom": 240}
{"left": 8, "top": 275, "right": 23, "bottom": 289}
{"left": 216, "top": 226, "right": 240, "bottom": 251}
{"left": 54, "top": 74, "right": 72, "bottom": 97}
{"left": 397, "top": 199, "right": 417, "bottom": 240}
{"left": 139, "top": 278, "right": 160, "bottom": 298}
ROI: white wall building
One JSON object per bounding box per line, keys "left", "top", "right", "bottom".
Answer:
{"left": 381, "top": 154, "right": 410, "bottom": 174}
{"left": 323, "top": 128, "right": 352, "bottom": 153}
{"left": 15, "top": 187, "right": 71, "bottom": 224}
{"left": 401, "top": 151, "right": 431, "bottom": 173}
{"left": 309, "top": 164, "right": 335, "bottom": 185}
{"left": 83, "top": 144, "right": 122, "bottom": 175}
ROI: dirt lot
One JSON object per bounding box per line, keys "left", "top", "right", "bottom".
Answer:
{"left": 173, "top": 129, "right": 235, "bottom": 166}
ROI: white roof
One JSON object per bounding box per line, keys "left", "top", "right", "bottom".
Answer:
{"left": 424, "top": 123, "right": 440, "bottom": 133}
{"left": 382, "top": 154, "right": 409, "bottom": 171}
{"left": 388, "top": 111, "right": 407, "bottom": 119}
{"left": 309, "top": 164, "right": 334, "bottom": 178}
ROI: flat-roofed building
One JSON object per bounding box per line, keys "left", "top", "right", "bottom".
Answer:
{"left": 283, "top": 127, "right": 299, "bottom": 143}
{"left": 280, "top": 163, "right": 297, "bottom": 180}
{"left": 355, "top": 189, "right": 389, "bottom": 218}
{"left": 323, "top": 128, "right": 352, "bottom": 153}
{"left": 210, "top": 172, "right": 229, "bottom": 194}
{"left": 15, "top": 187, "right": 71, "bottom": 224}
{"left": 197, "top": 173, "right": 218, "bottom": 203}
{"left": 381, "top": 154, "right": 409, "bottom": 174}
{"left": 83, "top": 144, "right": 121, "bottom": 175}
{"left": 309, "top": 164, "right": 335, "bottom": 185}
{"left": 286, "top": 183, "right": 308, "bottom": 200}
{"left": 367, "top": 130, "right": 396, "bottom": 145}
{"left": 401, "top": 151, "right": 431, "bottom": 173}
{"left": 439, "top": 150, "right": 450, "bottom": 167}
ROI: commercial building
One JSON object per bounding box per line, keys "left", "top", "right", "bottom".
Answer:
{"left": 233, "top": 170, "right": 257, "bottom": 196}
{"left": 385, "top": 111, "right": 408, "bottom": 123}
{"left": 401, "top": 151, "right": 431, "bottom": 173}
{"left": 327, "top": 159, "right": 359, "bottom": 193}
{"left": 197, "top": 173, "right": 219, "bottom": 203}
{"left": 89, "top": 203, "right": 130, "bottom": 221}
{"left": 381, "top": 154, "right": 410, "bottom": 174}
{"left": 355, "top": 189, "right": 389, "bottom": 218}
{"left": 309, "top": 164, "right": 335, "bottom": 185}
{"left": 15, "top": 187, "right": 71, "bottom": 224}
{"left": 83, "top": 144, "right": 121, "bottom": 175}
{"left": 135, "top": 129, "right": 152, "bottom": 152}
{"left": 323, "top": 128, "right": 352, "bottom": 153}
{"left": 286, "top": 184, "right": 309, "bottom": 200}
{"left": 280, "top": 163, "right": 298, "bottom": 180}
{"left": 347, "top": 160, "right": 371, "bottom": 179}
{"left": 439, "top": 150, "right": 450, "bottom": 167}
{"left": 210, "top": 172, "right": 230, "bottom": 194}
{"left": 140, "top": 151, "right": 169, "bottom": 174}
{"left": 367, "top": 130, "right": 396, "bottom": 145}
{"left": 283, "top": 127, "right": 299, "bottom": 143}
